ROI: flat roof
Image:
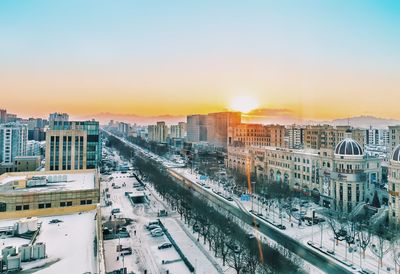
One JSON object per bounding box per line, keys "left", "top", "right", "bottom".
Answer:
{"left": 0, "top": 171, "right": 96, "bottom": 194}
{"left": 0, "top": 211, "right": 97, "bottom": 273}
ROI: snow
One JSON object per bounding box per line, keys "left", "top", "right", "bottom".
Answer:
{"left": 0, "top": 172, "right": 96, "bottom": 193}
{"left": 0, "top": 211, "right": 97, "bottom": 274}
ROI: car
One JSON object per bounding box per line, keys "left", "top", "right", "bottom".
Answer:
{"left": 158, "top": 243, "right": 173, "bottom": 249}
{"left": 111, "top": 208, "right": 121, "bottom": 214}
{"left": 251, "top": 220, "right": 260, "bottom": 227}
{"left": 327, "top": 249, "right": 335, "bottom": 255}
{"left": 49, "top": 219, "right": 63, "bottom": 224}
{"left": 247, "top": 233, "right": 255, "bottom": 239}
{"left": 150, "top": 227, "right": 163, "bottom": 234}
{"left": 147, "top": 224, "right": 161, "bottom": 231}
{"left": 277, "top": 224, "right": 286, "bottom": 230}
{"left": 151, "top": 230, "right": 164, "bottom": 237}
{"left": 226, "top": 197, "right": 234, "bottom": 201}
{"left": 147, "top": 220, "right": 159, "bottom": 227}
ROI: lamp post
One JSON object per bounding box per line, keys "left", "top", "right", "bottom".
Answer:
{"left": 251, "top": 181, "right": 256, "bottom": 212}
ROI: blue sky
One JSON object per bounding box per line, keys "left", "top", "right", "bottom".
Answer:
{"left": 0, "top": 1, "right": 399, "bottom": 119}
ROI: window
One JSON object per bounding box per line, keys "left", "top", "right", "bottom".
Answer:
{"left": 16, "top": 205, "right": 22, "bottom": 211}
{"left": 23, "top": 205, "right": 29, "bottom": 210}
{"left": 46, "top": 203, "right": 51, "bottom": 208}
{"left": 80, "top": 200, "right": 86, "bottom": 205}
{"left": 38, "top": 203, "right": 45, "bottom": 209}
{"left": 60, "top": 202, "right": 66, "bottom": 207}
{"left": 66, "top": 201, "right": 72, "bottom": 206}
{"left": 86, "top": 200, "right": 92, "bottom": 204}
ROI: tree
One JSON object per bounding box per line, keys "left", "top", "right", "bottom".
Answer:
{"left": 326, "top": 211, "right": 347, "bottom": 253}
{"left": 369, "top": 226, "right": 390, "bottom": 272}
{"left": 226, "top": 241, "right": 248, "bottom": 274}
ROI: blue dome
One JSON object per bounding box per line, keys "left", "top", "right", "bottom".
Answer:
{"left": 392, "top": 145, "right": 400, "bottom": 162}
{"left": 334, "top": 138, "right": 363, "bottom": 156}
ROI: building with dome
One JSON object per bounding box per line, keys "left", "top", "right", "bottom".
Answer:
{"left": 227, "top": 130, "right": 382, "bottom": 213}
{"left": 389, "top": 144, "right": 400, "bottom": 224}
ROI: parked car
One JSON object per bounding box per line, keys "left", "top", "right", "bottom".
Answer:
{"left": 151, "top": 230, "right": 164, "bottom": 237}
{"left": 277, "top": 224, "right": 286, "bottom": 230}
{"left": 111, "top": 208, "right": 120, "bottom": 214}
{"left": 158, "top": 243, "right": 172, "bottom": 249}
{"left": 147, "top": 225, "right": 161, "bottom": 232}
{"left": 150, "top": 227, "right": 163, "bottom": 234}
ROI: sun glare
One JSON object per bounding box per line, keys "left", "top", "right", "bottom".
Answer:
{"left": 229, "top": 96, "right": 259, "bottom": 113}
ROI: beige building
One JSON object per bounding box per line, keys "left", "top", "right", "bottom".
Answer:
{"left": 389, "top": 145, "right": 400, "bottom": 224}
{"left": 0, "top": 156, "right": 41, "bottom": 174}
{"left": 228, "top": 123, "right": 285, "bottom": 148}
{"left": 45, "top": 129, "right": 87, "bottom": 171}
{"left": 207, "top": 112, "right": 241, "bottom": 149}
{"left": 0, "top": 169, "right": 99, "bottom": 219}
{"left": 304, "top": 125, "right": 365, "bottom": 150}
{"left": 389, "top": 126, "right": 400, "bottom": 153}
{"left": 227, "top": 132, "right": 381, "bottom": 212}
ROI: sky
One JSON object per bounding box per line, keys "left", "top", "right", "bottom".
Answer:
{"left": 1, "top": 0, "right": 400, "bottom": 121}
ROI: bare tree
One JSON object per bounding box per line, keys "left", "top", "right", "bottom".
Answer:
{"left": 226, "top": 241, "right": 248, "bottom": 274}
{"left": 369, "top": 226, "right": 390, "bottom": 272}
{"left": 326, "top": 211, "right": 347, "bottom": 253}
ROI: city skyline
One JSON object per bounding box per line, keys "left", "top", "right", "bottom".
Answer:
{"left": 1, "top": 1, "right": 400, "bottom": 120}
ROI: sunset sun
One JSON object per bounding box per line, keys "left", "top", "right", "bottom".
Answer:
{"left": 229, "top": 96, "right": 259, "bottom": 113}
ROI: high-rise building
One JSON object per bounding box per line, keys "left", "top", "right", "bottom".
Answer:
{"left": 0, "top": 109, "right": 7, "bottom": 124}
{"left": 147, "top": 122, "right": 168, "bottom": 143}
{"left": 45, "top": 120, "right": 101, "bottom": 171}
{"left": 0, "top": 123, "right": 28, "bottom": 164}
{"left": 49, "top": 112, "right": 69, "bottom": 122}
{"left": 170, "top": 122, "right": 187, "bottom": 139}
{"left": 228, "top": 123, "right": 285, "bottom": 148}
{"left": 6, "top": 113, "right": 18, "bottom": 123}
{"left": 365, "top": 127, "right": 389, "bottom": 146}
{"left": 187, "top": 115, "right": 208, "bottom": 143}
{"left": 389, "top": 125, "right": 400, "bottom": 152}
{"left": 286, "top": 124, "right": 305, "bottom": 149}
{"left": 207, "top": 112, "right": 241, "bottom": 149}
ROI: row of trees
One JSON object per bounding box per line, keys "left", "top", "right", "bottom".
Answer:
{"left": 324, "top": 210, "right": 400, "bottom": 273}
{"left": 132, "top": 154, "right": 304, "bottom": 274}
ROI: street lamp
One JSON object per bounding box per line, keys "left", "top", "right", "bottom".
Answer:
{"left": 251, "top": 181, "right": 256, "bottom": 212}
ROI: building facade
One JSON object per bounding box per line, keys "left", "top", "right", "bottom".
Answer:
{"left": 49, "top": 112, "right": 69, "bottom": 122}
{"left": 207, "top": 112, "right": 241, "bottom": 149}
{"left": 304, "top": 125, "right": 365, "bottom": 150}
{"left": 46, "top": 120, "right": 100, "bottom": 171}
{"left": 0, "top": 123, "right": 28, "bottom": 164}
{"left": 0, "top": 170, "right": 99, "bottom": 219}
{"left": 187, "top": 115, "right": 208, "bottom": 143}
{"left": 389, "top": 145, "right": 400, "bottom": 224}
{"left": 389, "top": 126, "right": 400, "bottom": 153}
{"left": 228, "top": 123, "right": 285, "bottom": 148}
{"left": 170, "top": 122, "right": 187, "bottom": 139}
{"left": 227, "top": 132, "right": 381, "bottom": 212}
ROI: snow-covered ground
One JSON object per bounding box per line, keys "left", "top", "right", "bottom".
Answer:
{"left": 101, "top": 166, "right": 221, "bottom": 273}
{"left": 106, "top": 132, "right": 397, "bottom": 274}
{"left": 0, "top": 211, "right": 98, "bottom": 274}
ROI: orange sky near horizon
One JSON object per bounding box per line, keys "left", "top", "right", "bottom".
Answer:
{"left": 1, "top": 1, "right": 400, "bottom": 121}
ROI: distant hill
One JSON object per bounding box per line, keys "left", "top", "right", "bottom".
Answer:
{"left": 75, "top": 113, "right": 185, "bottom": 126}
{"left": 327, "top": 116, "right": 400, "bottom": 129}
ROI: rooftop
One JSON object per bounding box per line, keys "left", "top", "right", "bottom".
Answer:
{"left": 0, "top": 170, "right": 97, "bottom": 194}
{"left": 0, "top": 211, "right": 98, "bottom": 274}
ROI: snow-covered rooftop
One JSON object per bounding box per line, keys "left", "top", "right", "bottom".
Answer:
{"left": 0, "top": 211, "right": 98, "bottom": 274}
{"left": 0, "top": 172, "right": 96, "bottom": 193}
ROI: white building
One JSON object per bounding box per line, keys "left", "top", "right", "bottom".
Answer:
{"left": 0, "top": 123, "right": 28, "bottom": 164}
